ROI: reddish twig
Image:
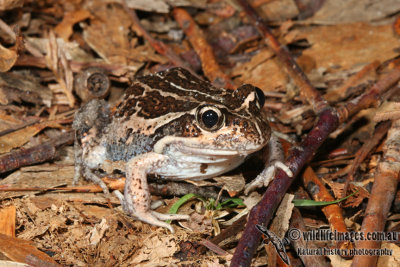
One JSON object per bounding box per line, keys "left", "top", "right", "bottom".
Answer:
{"left": 337, "top": 65, "right": 400, "bottom": 124}
{"left": 325, "top": 61, "right": 380, "bottom": 103}
{"left": 172, "top": 8, "right": 235, "bottom": 89}
{"left": 303, "top": 166, "right": 353, "bottom": 252}
{"left": 121, "top": 1, "right": 195, "bottom": 74}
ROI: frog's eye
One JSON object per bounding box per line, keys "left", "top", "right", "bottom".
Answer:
{"left": 196, "top": 105, "right": 225, "bottom": 131}
{"left": 254, "top": 87, "right": 265, "bottom": 109}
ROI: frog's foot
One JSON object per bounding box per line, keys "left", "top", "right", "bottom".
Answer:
{"left": 82, "top": 168, "right": 110, "bottom": 194}
{"left": 113, "top": 190, "right": 188, "bottom": 233}
{"left": 244, "top": 161, "right": 293, "bottom": 195}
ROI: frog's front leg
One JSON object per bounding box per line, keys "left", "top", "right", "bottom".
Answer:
{"left": 244, "top": 134, "right": 293, "bottom": 194}
{"left": 116, "top": 152, "right": 189, "bottom": 233}
{"left": 73, "top": 140, "right": 110, "bottom": 194}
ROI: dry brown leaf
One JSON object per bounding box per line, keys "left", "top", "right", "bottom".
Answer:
{"left": 88, "top": 218, "right": 109, "bottom": 245}
{"left": 232, "top": 49, "right": 288, "bottom": 92}
{"left": 256, "top": 0, "right": 299, "bottom": 22}
{"left": 298, "top": 23, "right": 399, "bottom": 70}
{"left": 377, "top": 242, "right": 400, "bottom": 266}
{"left": 0, "top": 43, "right": 17, "bottom": 72}
{"left": 0, "top": 0, "right": 23, "bottom": 11}
{"left": 0, "top": 112, "right": 23, "bottom": 132}
{"left": 322, "top": 178, "right": 346, "bottom": 199}
{"left": 327, "top": 254, "right": 352, "bottom": 267}
{"left": 54, "top": 9, "right": 92, "bottom": 41}
{"left": 124, "top": 0, "right": 207, "bottom": 13}
{"left": 129, "top": 232, "right": 180, "bottom": 265}
{"left": 0, "top": 121, "right": 62, "bottom": 154}
{"left": 0, "top": 71, "right": 52, "bottom": 106}
{"left": 179, "top": 212, "right": 213, "bottom": 232}
{"left": 342, "top": 185, "right": 370, "bottom": 208}
{"left": 265, "top": 194, "right": 294, "bottom": 267}
{"left": 308, "top": 0, "right": 400, "bottom": 24}
{"left": 83, "top": 4, "right": 132, "bottom": 65}
{"left": 213, "top": 174, "right": 245, "bottom": 196}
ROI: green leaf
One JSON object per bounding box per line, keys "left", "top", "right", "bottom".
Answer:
{"left": 168, "top": 193, "right": 202, "bottom": 214}
{"left": 215, "top": 198, "right": 245, "bottom": 210}
{"left": 293, "top": 190, "right": 359, "bottom": 207}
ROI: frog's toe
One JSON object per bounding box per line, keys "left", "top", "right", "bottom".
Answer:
{"left": 112, "top": 190, "right": 188, "bottom": 233}
{"left": 98, "top": 181, "right": 110, "bottom": 195}
{"left": 273, "top": 161, "right": 293, "bottom": 178}
{"left": 244, "top": 161, "right": 293, "bottom": 195}
{"left": 83, "top": 168, "right": 110, "bottom": 194}
{"left": 244, "top": 170, "right": 270, "bottom": 195}
{"left": 113, "top": 190, "right": 125, "bottom": 203}
{"left": 152, "top": 211, "right": 190, "bottom": 221}
{"left": 134, "top": 210, "right": 179, "bottom": 233}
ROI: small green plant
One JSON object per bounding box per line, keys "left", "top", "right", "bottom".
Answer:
{"left": 167, "top": 193, "right": 245, "bottom": 223}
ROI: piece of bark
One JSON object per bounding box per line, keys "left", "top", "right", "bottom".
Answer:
{"left": 0, "top": 206, "right": 16, "bottom": 237}
{"left": 0, "top": 234, "right": 60, "bottom": 266}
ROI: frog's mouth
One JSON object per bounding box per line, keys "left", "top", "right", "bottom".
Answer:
{"left": 154, "top": 136, "right": 266, "bottom": 157}
{"left": 175, "top": 144, "right": 263, "bottom": 157}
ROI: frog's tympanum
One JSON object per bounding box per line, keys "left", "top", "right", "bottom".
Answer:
{"left": 73, "top": 67, "right": 281, "bottom": 232}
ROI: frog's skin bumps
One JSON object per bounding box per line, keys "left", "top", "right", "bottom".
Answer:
{"left": 73, "top": 67, "right": 271, "bottom": 232}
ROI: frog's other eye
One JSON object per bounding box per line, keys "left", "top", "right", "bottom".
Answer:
{"left": 254, "top": 87, "right": 265, "bottom": 109}
{"left": 196, "top": 105, "right": 225, "bottom": 131}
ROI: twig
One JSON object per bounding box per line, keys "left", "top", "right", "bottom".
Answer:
{"left": 121, "top": 1, "right": 196, "bottom": 75}
{"left": 172, "top": 8, "right": 235, "bottom": 89}
{"left": 236, "top": 0, "right": 328, "bottom": 113}
{"left": 302, "top": 166, "right": 353, "bottom": 252}
{"left": 345, "top": 121, "right": 392, "bottom": 193}
{"left": 289, "top": 208, "right": 330, "bottom": 267}
{"left": 337, "top": 65, "right": 400, "bottom": 124}
{"left": 0, "top": 131, "right": 74, "bottom": 174}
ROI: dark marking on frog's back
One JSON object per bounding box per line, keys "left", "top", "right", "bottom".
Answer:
{"left": 114, "top": 68, "right": 263, "bottom": 122}
{"left": 153, "top": 113, "right": 202, "bottom": 138}
{"left": 138, "top": 68, "right": 258, "bottom": 111}
{"left": 114, "top": 84, "right": 198, "bottom": 120}
{"left": 137, "top": 91, "right": 197, "bottom": 119}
